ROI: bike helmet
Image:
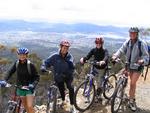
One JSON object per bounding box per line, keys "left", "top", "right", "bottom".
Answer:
{"left": 129, "top": 27, "right": 139, "bottom": 33}
{"left": 17, "top": 47, "right": 29, "bottom": 54}
{"left": 95, "top": 37, "right": 104, "bottom": 44}
{"left": 60, "top": 40, "right": 71, "bottom": 47}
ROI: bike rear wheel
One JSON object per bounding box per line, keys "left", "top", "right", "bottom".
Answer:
{"left": 46, "top": 88, "right": 57, "bottom": 113}
{"left": 74, "top": 80, "right": 95, "bottom": 112}
{"left": 5, "top": 100, "right": 17, "bottom": 113}
{"left": 103, "top": 74, "right": 117, "bottom": 99}
{"left": 5, "top": 105, "right": 16, "bottom": 113}
{"left": 111, "top": 83, "right": 124, "bottom": 113}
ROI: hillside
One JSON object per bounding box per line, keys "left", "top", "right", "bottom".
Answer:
{"left": 0, "top": 20, "right": 128, "bottom": 33}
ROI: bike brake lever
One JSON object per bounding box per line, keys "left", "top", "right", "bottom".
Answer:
{"left": 21, "top": 86, "right": 29, "bottom": 90}
{"left": 5, "top": 83, "right": 11, "bottom": 87}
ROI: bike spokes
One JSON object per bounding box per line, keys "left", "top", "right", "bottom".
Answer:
{"left": 74, "top": 81, "right": 95, "bottom": 112}
{"left": 103, "top": 74, "right": 116, "bottom": 99}
{"left": 111, "top": 85, "right": 124, "bottom": 113}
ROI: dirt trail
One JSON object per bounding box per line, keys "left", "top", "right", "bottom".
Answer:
{"left": 83, "top": 69, "right": 150, "bottom": 113}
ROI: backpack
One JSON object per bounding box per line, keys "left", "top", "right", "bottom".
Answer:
{"left": 125, "top": 40, "right": 150, "bottom": 81}
{"left": 125, "top": 40, "right": 150, "bottom": 65}
{"left": 125, "top": 40, "right": 142, "bottom": 58}
{"left": 16, "top": 60, "right": 32, "bottom": 75}
{"left": 148, "top": 45, "right": 150, "bottom": 65}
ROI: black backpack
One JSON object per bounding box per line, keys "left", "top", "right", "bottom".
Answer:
{"left": 148, "top": 45, "right": 150, "bottom": 65}
{"left": 16, "top": 60, "right": 32, "bottom": 75}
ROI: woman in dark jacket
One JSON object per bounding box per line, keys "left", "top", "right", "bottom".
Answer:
{"left": 4, "top": 47, "right": 39, "bottom": 113}
{"left": 41, "top": 40, "right": 76, "bottom": 113}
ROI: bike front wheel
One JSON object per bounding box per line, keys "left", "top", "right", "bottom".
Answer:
{"left": 74, "top": 80, "right": 95, "bottom": 112}
{"left": 5, "top": 105, "right": 16, "bottom": 113}
{"left": 103, "top": 74, "right": 117, "bottom": 99}
{"left": 111, "top": 84, "right": 124, "bottom": 113}
{"left": 46, "top": 88, "right": 57, "bottom": 113}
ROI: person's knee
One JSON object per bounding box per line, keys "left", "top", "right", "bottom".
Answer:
{"left": 67, "top": 84, "right": 74, "bottom": 91}
{"left": 130, "top": 81, "right": 136, "bottom": 89}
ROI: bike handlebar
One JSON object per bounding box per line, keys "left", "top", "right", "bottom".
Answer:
{"left": 0, "top": 82, "right": 30, "bottom": 90}
{"left": 85, "top": 61, "right": 100, "bottom": 66}
{"left": 45, "top": 70, "right": 52, "bottom": 74}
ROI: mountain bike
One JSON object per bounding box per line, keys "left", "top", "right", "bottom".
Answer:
{"left": 45, "top": 70, "right": 60, "bottom": 113}
{"left": 0, "top": 82, "right": 28, "bottom": 113}
{"left": 74, "top": 61, "right": 117, "bottom": 112}
{"left": 110, "top": 58, "right": 142, "bottom": 113}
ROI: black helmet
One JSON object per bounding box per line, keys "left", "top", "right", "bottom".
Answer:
{"left": 129, "top": 27, "right": 139, "bottom": 33}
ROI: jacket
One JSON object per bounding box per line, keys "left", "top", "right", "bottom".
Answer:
{"left": 114, "top": 39, "right": 149, "bottom": 70}
{"left": 83, "top": 47, "right": 109, "bottom": 69}
{"left": 41, "top": 51, "right": 75, "bottom": 82}
{"left": 5, "top": 59, "right": 40, "bottom": 87}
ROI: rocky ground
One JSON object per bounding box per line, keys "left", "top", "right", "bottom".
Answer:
{"left": 80, "top": 68, "right": 150, "bottom": 113}
{"left": 35, "top": 68, "right": 150, "bottom": 113}
{"left": 1, "top": 68, "right": 150, "bottom": 113}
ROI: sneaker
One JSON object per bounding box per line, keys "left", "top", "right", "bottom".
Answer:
{"left": 95, "top": 95, "right": 103, "bottom": 103}
{"left": 96, "top": 87, "right": 103, "bottom": 96}
{"left": 128, "top": 99, "right": 137, "bottom": 112}
{"left": 70, "top": 105, "right": 77, "bottom": 113}
{"left": 61, "top": 101, "right": 67, "bottom": 109}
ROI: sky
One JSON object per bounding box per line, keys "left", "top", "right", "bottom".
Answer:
{"left": 0, "top": 0, "right": 150, "bottom": 27}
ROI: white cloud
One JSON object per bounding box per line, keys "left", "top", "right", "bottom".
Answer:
{"left": 0, "top": 0, "right": 150, "bottom": 27}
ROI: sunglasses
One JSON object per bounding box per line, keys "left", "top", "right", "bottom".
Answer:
{"left": 95, "top": 42, "right": 102, "bottom": 45}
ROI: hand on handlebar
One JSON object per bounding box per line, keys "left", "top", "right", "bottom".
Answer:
{"left": 0, "top": 80, "right": 7, "bottom": 87}
{"left": 80, "top": 57, "right": 85, "bottom": 64}
{"left": 99, "top": 61, "right": 106, "bottom": 66}
{"left": 137, "top": 59, "right": 144, "bottom": 65}
{"left": 40, "top": 66, "right": 47, "bottom": 72}
{"left": 28, "top": 84, "right": 35, "bottom": 90}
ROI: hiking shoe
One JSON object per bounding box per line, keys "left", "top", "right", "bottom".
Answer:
{"left": 70, "top": 105, "right": 77, "bottom": 113}
{"left": 96, "top": 87, "right": 103, "bottom": 96}
{"left": 128, "top": 99, "right": 137, "bottom": 112}
{"left": 95, "top": 95, "right": 103, "bottom": 103}
{"left": 61, "top": 101, "right": 67, "bottom": 109}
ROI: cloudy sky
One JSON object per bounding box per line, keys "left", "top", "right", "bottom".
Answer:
{"left": 0, "top": 0, "right": 149, "bottom": 27}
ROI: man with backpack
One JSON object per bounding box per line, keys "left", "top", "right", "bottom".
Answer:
{"left": 112, "top": 27, "right": 149, "bottom": 112}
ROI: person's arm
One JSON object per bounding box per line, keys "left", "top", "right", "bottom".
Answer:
{"left": 67, "top": 54, "right": 75, "bottom": 70}
{"left": 83, "top": 49, "right": 94, "bottom": 62}
{"left": 40, "top": 54, "right": 55, "bottom": 71}
{"left": 30, "top": 63, "right": 40, "bottom": 87}
{"left": 4, "top": 61, "right": 16, "bottom": 81}
{"left": 103, "top": 49, "right": 109, "bottom": 62}
{"left": 66, "top": 53, "right": 75, "bottom": 75}
{"left": 113, "top": 40, "right": 129, "bottom": 58}
{"left": 140, "top": 42, "right": 149, "bottom": 65}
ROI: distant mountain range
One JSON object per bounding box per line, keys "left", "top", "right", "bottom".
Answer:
{"left": 0, "top": 20, "right": 128, "bottom": 34}
{"left": 0, "top": 19, "right": 130, "bottom": 61}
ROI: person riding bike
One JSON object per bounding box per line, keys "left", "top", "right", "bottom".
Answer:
{"left": 112, "top": 27, "right": 149, "bottom": 111}
{"left": 80, "top": 37, "right": 109, "bottom": 101}
{"left": 41, "top": 40, "right": 76, "bottom": 113}
{"left": 3, "top": 47, "right": 40, "bottom": 113}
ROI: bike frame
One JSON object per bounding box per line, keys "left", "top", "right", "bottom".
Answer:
{"left": 7, "top": 86, "right": 25, "bottom": 113}
{"left": 47, "top": 83, "right": 58, "bottom": 101}
{"left": 84, "top": 61, "right": 112, "bottom": 97}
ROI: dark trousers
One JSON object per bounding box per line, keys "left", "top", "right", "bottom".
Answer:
{"left": 57, "top": 77, "right": 74, "bottom": 105}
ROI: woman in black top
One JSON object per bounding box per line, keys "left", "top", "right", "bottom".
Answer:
{"left": 80, "top": 37, "right": 109, "bottom": 100}
{"left": 5, "top": 48, "right": 39, "bottom": 113}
